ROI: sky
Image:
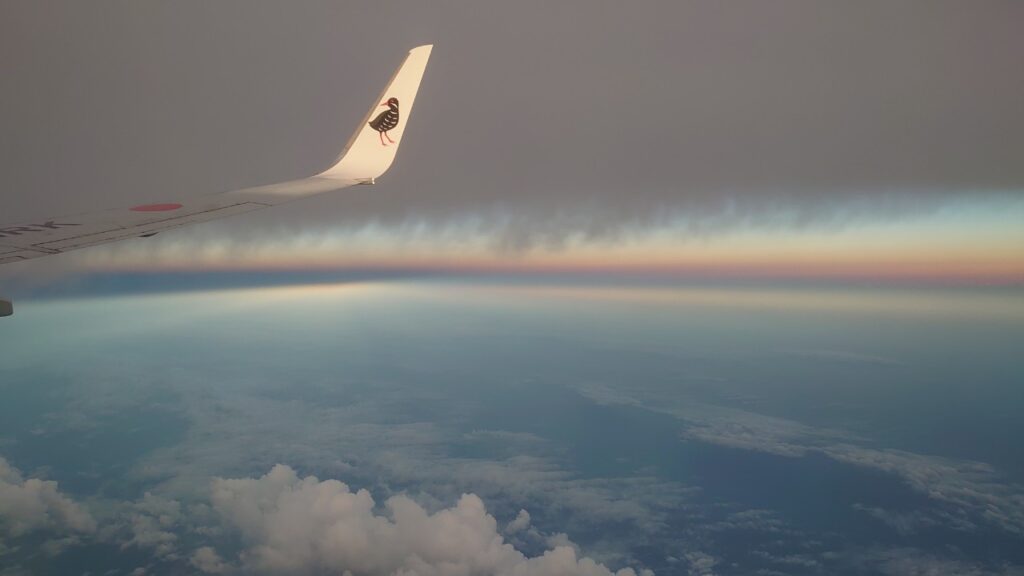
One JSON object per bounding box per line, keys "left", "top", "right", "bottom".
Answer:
{"left": 2, "top": 3, "right": 1024, "bottom": 576}
{"left": 2, "top": 0, "right": 1023, "bottom": 288}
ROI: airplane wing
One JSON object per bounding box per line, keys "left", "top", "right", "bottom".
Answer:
{"left": 0, "top": 45, "right": 433, "bottom": 268}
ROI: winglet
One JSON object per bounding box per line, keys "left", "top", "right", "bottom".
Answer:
{"left": 320, "top": 45, "right": 433, "bottom": 182}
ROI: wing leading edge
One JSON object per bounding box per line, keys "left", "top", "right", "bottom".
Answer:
{"left": 0, "top": 45, "right": 433, "bottom": 269}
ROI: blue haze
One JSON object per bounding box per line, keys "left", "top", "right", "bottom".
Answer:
{"left": 0, "top": 279, "right": 1022, "bottom": 575}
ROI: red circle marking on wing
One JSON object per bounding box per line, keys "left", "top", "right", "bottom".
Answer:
{"left": 130, "top": 203, "right": 183, "bottom": 212}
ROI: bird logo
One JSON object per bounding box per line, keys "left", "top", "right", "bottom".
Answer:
{"left": 369, "top": 97, "right": 400, "bottom": 146}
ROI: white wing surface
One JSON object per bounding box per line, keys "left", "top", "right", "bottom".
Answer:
{"left": 0, "top": 45, "right": 433, "bottom": 267}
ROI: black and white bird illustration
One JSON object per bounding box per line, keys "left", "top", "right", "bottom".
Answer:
{"left": 369, "top": 97, "right": 400, "bottom": 145}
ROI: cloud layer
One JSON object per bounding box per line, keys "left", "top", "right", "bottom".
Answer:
{"left": 205, "top": 464, "right": 648, "bottom": 576}
{"left": 580, "top": 382, "right": 1024, "bottom": 538}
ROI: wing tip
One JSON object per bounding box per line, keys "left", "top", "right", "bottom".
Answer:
{"left": 319, "top": 44, "right": 433, "bottom": 181}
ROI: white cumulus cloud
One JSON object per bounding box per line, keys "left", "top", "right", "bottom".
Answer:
{"left": 505, "top": 509, "right": 531, "bottom": 535}
{"left": 208, "top": 464, "right": 650, "bottom": 576}
{"left": 0, "top": 456, "right": 95, "bottom": 537}
{"left": 119, "top": 492, "right": 182, "bottom": 558}
{"left": 191, "top": 546, "right": 228, "bottom": 574}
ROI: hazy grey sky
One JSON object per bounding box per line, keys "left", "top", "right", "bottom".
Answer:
{"left": 3, "top": 1, "right": 1023, "bottom": 246}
